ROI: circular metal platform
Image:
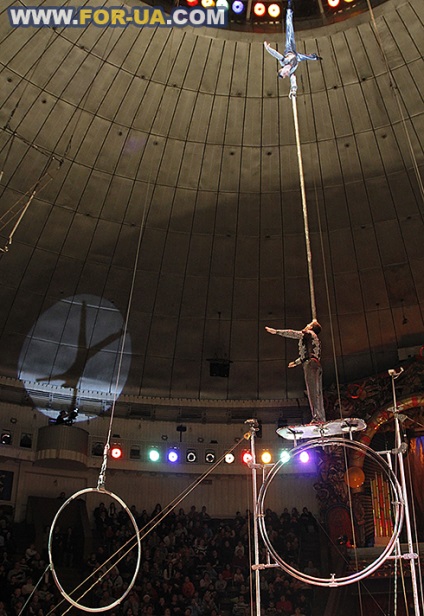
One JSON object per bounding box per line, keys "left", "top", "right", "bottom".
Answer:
{"left": 276, "top": 417, "right": 367, "bottom": 440}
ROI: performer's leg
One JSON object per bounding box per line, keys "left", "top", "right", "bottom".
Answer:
{"left": 303, "top": 360, "right": 326, "bottom": 422}
{"left": 285, "top": 7, "right": 296, "bottom": 55}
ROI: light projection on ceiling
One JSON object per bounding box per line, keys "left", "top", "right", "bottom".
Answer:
{"left": 18, "top": 294, "right": 131, "bottom": 422}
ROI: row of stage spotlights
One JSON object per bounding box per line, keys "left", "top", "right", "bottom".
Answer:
{"left": 183, "top": 0, "right": 356, "bottom": 16}
{"left": 109, "top": 445, "right": 310, "bottom": 465}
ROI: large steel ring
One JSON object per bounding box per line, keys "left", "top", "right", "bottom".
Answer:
{"left": 48, "top": 487, "right": 141, "bottom": 612}
{"left": 257, "top": 437, "right": 404, "bottom": 587}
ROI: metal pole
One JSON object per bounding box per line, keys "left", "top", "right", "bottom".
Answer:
{"left": 389, "top": 369, "right": 421, "bottom": 616}
{"left": 291, "top": 94, "right": 317, "bottom": 322}
{"left": 246, "top": 419, "right": 262, "bottom": 616}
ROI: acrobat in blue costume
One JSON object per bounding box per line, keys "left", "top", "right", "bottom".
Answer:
{"left": 264, "top": 0, "right": 322, "bottom": 98}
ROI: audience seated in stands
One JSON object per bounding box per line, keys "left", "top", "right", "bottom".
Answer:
{"left": 0, "top": 501, "right": 320, "bottom": 616}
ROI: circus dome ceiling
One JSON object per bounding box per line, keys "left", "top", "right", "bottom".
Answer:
{"left": 0, "top": 0, "right": 423, "bottom": 422}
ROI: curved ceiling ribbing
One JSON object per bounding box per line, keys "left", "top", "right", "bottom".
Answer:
{"left": 0, "top": 0, "right": 423, "bottom": 415}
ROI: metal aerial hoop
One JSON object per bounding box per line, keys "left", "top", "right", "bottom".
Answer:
{"left": 257, "top": 436, "right": 404, "bottom": 587}
{"left": 48, "top": 487, "right": 142, "bottom": 613}
{"left": 245, "top": 378, "right": 422, "bottom": 614}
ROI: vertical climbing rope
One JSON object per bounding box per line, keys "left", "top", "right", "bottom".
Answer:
{"left": 290, "top": 93, "right": 317, "bottom": 322}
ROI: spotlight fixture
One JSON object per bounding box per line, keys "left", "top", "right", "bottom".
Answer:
{"left": 242, "top": 451, "right": 253, "bottom": 465}
{"left": 186, "top": 449, "right": 198, "bottom": 463}
{"left": 268, "top": 3, "right": 281, "bottom": 17}
{"left": 280, "top": 450, "right": 291, "bottom": 464}
{"left": 1, "top": 431, "right": 12, "bottom": 445}
{"left": 299, "top": 451, "right": 310, "bottom": 463}
{"left": 231, "top": 0, "right": 245, "bottom": 14}
{"left": 148, "top": 448, "right": 160, "bottom": 462}
{"left": 130, "top": 446, "right": 141, "bottom": 460}
{"left": 205, "top": 450, "right": 216, "bottom": 464}
{"left": 110, "top": 444, "right": 123, "bottom": 460}
{"left": 167, "top": 448, "right": 180, "bottom": 463}
{"left": 253, "top": 2, "right": 266, "bottom": 16}
{"left": 260, "top": 450, "right": 272, "bottom": 464}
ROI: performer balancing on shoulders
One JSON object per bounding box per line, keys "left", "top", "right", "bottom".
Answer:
{"left": 266, "top": 320, "right": 326, "bottom": 423}
{"left": 264, "top": 0, "right": 322, "bottom": 98}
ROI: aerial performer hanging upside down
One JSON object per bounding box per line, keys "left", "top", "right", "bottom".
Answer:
{"left": 265, "top": 320, "right": 326, "bottom": 423}
{"left": 264, "top": 0, "right": 322, "bottom": 98}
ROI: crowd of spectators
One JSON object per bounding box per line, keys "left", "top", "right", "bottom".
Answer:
{"left": 87, "top": 502, "right": 319, "bottom": 616}
{"left": 0, "top": 502, "right": 320, "bottom": 616}
{"left": 0, "top": 508, "right": 60, "bottom": 616}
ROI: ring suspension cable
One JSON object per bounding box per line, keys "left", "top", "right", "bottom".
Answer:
{"left": 97, "top": 172, "right": 152, "bottom": 490}
{"left": 97, "top": 23, "right": 178, "bottom": 491}
{"left": 49, "top": 437, "right": 247, "bottom": 616}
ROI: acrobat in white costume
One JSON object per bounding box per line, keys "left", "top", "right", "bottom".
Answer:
{"left": 264, "top": 0, "right": 322, "bottom": 97}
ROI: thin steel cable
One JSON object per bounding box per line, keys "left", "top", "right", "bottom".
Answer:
{"left": 97, "top": 24, "right": 178, "bottom": 490}
{"left": 405, "top": 440, "right": 424, "bottom": 614}
{"left": 96, "top": 177, "right": 152, "bottom": 489}
{"left": 17, "top": 564, "right": 51, "bottom": 616}
{"left": 0, "top": 157, "right": 59, "bottom": 252}
{"left": 299, "top": 82, "right": 344, "bottom": 420}
{"left": 299, "top": 90, "right": 364, "bottom": 611}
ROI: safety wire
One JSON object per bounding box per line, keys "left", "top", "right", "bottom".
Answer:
{"left": 384, "top": 449, "right": 405, "bottom": 616}
{"left": 96, "top": 168, "right": 150, "bottom": 490}
{"left": 17, "top": 563, "right": 51, "bottom": 616}
{"left": 0, "top": 156, "right": 58, "bottom": 253}
{"left": 96, "top": 19, "right": 178, "bottom": 492}
{"left": 290, "top": 83, "right": 365, "bottom": 613}
{"left": 298, "top": 57, "right": 368, "bottom": 612}
{"left": 46, "top": 436, "right": 250, "bottom": 616}
{"left": 0, "top": 4, "right": 61, "bottom": 252}
{"left": 0, "top": 0, "right": 126, "bottom": 255}
{"left": 290, "top": 62, "right": 372, "bottom": 610}
{"left": 405, "top": 442, "right": 424, "bottom": 614}
{"left": 365, "top": 2, "right": 424, "bottom": 611}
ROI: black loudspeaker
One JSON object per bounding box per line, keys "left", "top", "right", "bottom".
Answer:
{"left": 209, "top": 360, "right": 230, "bottom": 378}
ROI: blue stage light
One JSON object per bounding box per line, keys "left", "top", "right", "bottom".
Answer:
{"left": 167, "top": 449, "right": 179, "bottom": 463}
{"left": 299, "top": 451, "right": 310, "bottom": 463}
{"left": 232, "top": 1, "right": 245, "bottom": 14}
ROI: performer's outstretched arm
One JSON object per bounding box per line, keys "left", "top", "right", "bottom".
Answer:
{"left": 263, "top": 41, "right": 284, "bottom": 62}
{"left": 265, "top": 326, "right": 302, "bottom": 339}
